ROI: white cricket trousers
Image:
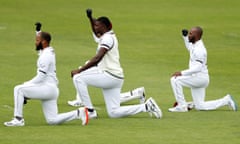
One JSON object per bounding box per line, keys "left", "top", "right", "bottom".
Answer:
{"left": 73, "top": 67, "right": 146, "bottom": 118}
{"left": 14, "top": 83, "right": 78, "bottom": 125}
{"left": 170, "top": 73, "right": 229, "bottom": 110}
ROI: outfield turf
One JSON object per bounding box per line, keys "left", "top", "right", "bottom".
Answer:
{"left": 0, "top": 0, "right": 240, "bottom": 143}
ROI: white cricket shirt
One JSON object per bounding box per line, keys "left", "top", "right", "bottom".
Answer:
{"left": 27, "top": 47, "right": 58, "bottom": 85}
{"left": 94, "top": 30, "right": 124, "bottom": 78}
{"left": 181, "top": 36, "right": 208, "bottom": 76}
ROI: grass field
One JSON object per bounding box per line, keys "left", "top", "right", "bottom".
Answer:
{"left": 0, "top": 0, "right": 240, "bottom": 143}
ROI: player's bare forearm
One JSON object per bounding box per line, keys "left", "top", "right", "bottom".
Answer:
{"left": 71, "top": 60, "right": 96, "bottom": 78}
{"left": 89, "top": 18, "right": 98, "bottom": 35}
{"left": 71, "top": 48, "right": 107, "bottom": 77}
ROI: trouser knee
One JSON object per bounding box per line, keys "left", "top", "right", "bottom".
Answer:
{"left": 170, "top": 77, "right": 175, "bottom": 83}
{"left": 170, "top": 76, "right": 179, "bottom": 86}
{"left": 107, "top": 110, "right": 120, "bottom": 118}
{"left": 46, "top": 119, "right": 58, "bottom": 125}
{"left": 194, "top": 103, "right": 204, "bottom": 110}
{"left": 14, "top": 85, "right": 22, "bottom": 93}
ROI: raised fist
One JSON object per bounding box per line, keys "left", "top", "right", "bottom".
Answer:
{"left": 35, "top": 22, "right": 42, "bottom": 31}
{"left": 182, "top": 29, "right": 188, "bottom": 36}
{"left": 86, "top": 8, "right": 92, "bottom": 18}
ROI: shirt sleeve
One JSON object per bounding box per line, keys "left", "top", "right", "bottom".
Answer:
{"left": 26, "top": 54, "right": 50, "bottom": 84}
{"left": 100, "top": 34, "right": 114, "bottom": 50}
{"left": 181, "top": 61, "right": 203, "bottom": 76}
{"left": 183, "top": 36, "right": 191, "bottom": 51}
{"left": 36, "top": 31, "right": 41, "bottom": 35}
{"left": 26, "top": 71, "right": 46, "bottom": 84}
{"left": 181, "top": 45, "right": 206, "bottom": 76}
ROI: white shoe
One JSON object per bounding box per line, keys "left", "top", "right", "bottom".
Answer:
{"left": 169, "top": 105, "right": 188, "bottom": 112}
{"left": 68, "top": 99, "right": 84, "bottom": 107}
{"left": 132, "top": 87, "right": 146, "bottom": 104}
{"left": 173, "top": 101, "right": 194, "bottom": 110}
{"left": 77, "top": 107, "right": 89, "bottom": 125}
{"left": 145, "top": 97, "right": 162, "bottom": 119}
{"left": 226, "top": 94, "right": 238, "bottom": 111}
{"left": 88, "top": 110, "right": 98, "bottom": 119}
{"left": 4, "top": 118, "right": 25, "bottom": 127}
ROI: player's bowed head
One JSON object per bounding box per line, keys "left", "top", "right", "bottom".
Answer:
{"left": 35, "top": 31, "right": 51, "bottom": 51}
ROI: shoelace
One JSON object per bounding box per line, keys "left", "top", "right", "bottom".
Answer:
{"left": 149, "top": 101, "right": 158, "bottom": 112}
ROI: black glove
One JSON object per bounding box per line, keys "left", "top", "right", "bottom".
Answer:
{"left": 35, "top": 22, "right": 42, "bottom": 31}
{"left": 23, "top": 97, "right": 29, "bottom": 105}
{"left": 182, "top": 29, "right": 188, "bottom": 36}
{"left": 86, "top": 8, "right": 92, "bottom": 19}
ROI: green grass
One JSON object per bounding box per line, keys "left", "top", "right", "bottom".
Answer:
{"left": 0, "top": 0, "right": 240, "bottom": 143}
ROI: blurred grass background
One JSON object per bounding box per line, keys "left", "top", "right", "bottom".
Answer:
{"left": 0, "top": 0, "right": 239, "bottom": 144}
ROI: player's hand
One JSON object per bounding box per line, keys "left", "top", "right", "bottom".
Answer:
{"left": 172, "top": 71, "right": 182, "bottom": 78}
{"left": 35, "top": 22, "right": 42, "bottom": 31}
{"left": 71, "top": 69, "right": 80, "bottom": 77}
{"left": 182, "top": 29, "right": 188, "bottom": 36}
{"left": 86, "top": 8, "right": 92, "bottom": 19}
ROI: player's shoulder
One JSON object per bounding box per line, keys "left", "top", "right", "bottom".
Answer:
{"left": 101, "top": 34, "right": 115, "bottom": 43}
{"left": 44, "top": 47, "right": 55, "bottom": 54}
{"left": 104, "top": 30, "right": 116, "bottom": 38}
{"left": 40, "top": 47, "right": 55, "bottom": 59}
{"left": 103, "top": 30, "right": 115, "bottom": 36}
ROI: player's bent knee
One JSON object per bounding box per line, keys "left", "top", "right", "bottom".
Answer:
{"left": 46, "top": 119, "right": 59, "bottom": 125}
{"left": 170, "top": 76, "right": 179, "bottom": 87}
{"left": 107, "top": 111, "right": 120, "bottom": 118}
{"left": 73, "top": 74, "right": 79, "bottom": 81}
{"left": 73, "top": 74, "right": 84, "bottom": 83}
{"left": 170, "top": 76, "right": 177, "bottom": 83}
{"left": 14, "top": 85, "right": 21, "bottom": 92}
{"left": 194, "top": 103, "right": 205, "bottom": 110}
{"left": 108, "top": 112, "right": 118, "bottom": 118}
{"left": 170, "top": 76, "right": 175, "bottom": 81}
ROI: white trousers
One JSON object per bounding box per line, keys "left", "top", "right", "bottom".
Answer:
{"left": 74, "top": 88, "right": 143, "bottom": 104}
{"left": 14, "top": 83, "right": 78, "bottom": 125}
{"left": 170, "top": 73, "right": 228, "bottom": 110}
{"left": 73, "top": 67, "right": 146, "bottom": 118}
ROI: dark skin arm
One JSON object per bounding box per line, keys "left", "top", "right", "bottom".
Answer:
{"left": 89, "top": 18, "right": 98, "bottom": 36}
{"left": 71, "top": 47, "right": 108, "bottom": 77}
{"left": 86, "top": 9, "right": 100, "bottom": 37}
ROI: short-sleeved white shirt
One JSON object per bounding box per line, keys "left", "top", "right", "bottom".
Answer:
{"left": 181, "top": 37, "right": 208, "bottom": 76}
{"left": 36, "top": 47, "right": 58, "bottom": 84}
{"left": 94, "top": 30, "right": 124, "bottom": 78}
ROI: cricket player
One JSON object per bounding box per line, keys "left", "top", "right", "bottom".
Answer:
{"left": 168, "top": 26, "right": 238, "bottom": 112}
{"left": 4, "top": 23, "right": 88, "bottom": 127}
{"left": 70, "top": 9, "right": 162, "bottom": 119}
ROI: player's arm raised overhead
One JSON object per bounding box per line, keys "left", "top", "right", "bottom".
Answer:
{"left": 35, "top": 22, "right": 42, "bottom": 35}
{"left": 86, "top": 9, "right": 99, "bottom": 36}
{"left": 181, "top": 29, "right": 191, "bottom": 50}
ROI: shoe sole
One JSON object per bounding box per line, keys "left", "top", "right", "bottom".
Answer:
{"left": 4, "top": 122, "right": 24, "bottom": 127}
{"left": 83, "top": 108, "right": 89, "bottom": 125}
{"left": 168, "top": 108, "right": 188, "bottom": 112}
{"left": 68, "top": 101, "right": 83, "bottom": 107}
{"left": 229, "top": 95, "right": 238, "bottom": 111}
